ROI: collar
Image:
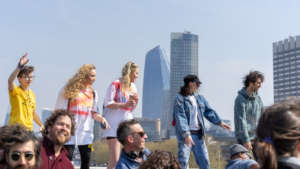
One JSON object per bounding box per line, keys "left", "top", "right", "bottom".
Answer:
{"left": 42, "top": 136, "right": 67, "bottom": 158}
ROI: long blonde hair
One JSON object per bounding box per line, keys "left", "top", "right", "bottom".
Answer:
{"left": 64, "top": 64, "right": 96, "bottom": 99}
{"left": 121, "top": 61, "right": 138, "bottom": 92}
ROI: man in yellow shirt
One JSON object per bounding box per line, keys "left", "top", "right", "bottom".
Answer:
{"left": 8, "top": 53, "right": 43, "bottom": 131}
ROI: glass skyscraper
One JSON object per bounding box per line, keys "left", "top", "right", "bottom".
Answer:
{"left": 142, "top": 45, "right": 170, "bottom": 138}
{"left": 273, "top": 35, "right": 300, "bottom": 103}
{"left": 169, "top": 31, "right": 198, "bottom": 136}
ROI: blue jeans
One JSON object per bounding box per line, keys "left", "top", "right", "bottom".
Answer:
{"left": 177, "top": 134, "right": 209, "bottom": 169}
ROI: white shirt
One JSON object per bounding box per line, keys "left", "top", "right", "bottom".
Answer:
{"left": 188, "top": 95, "right": 201, "bottom": 131}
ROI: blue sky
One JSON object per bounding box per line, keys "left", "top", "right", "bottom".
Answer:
{"left": 1, "top": 0, "right": 300, "bottom": 130}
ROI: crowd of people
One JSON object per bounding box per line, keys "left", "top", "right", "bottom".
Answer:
{"left": 2, "top": 53, "right": 300, "bottom": 169}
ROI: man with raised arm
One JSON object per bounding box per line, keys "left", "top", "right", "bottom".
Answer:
{"left": 8, "top": 53, "right": 43, "bottom": 131}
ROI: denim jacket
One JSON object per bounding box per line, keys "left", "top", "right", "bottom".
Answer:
{"left": 173, "top": 93, "right": 222, "bottom": 141}
{"left": 115, "top": 148, "right": 150, "bottom": 169}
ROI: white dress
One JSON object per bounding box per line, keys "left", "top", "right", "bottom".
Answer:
{"left": 101, "top": 80, "right": 137, "bottom": 137}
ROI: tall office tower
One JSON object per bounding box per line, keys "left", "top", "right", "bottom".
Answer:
{"left": 273, "top": 35, "right": 300, "bottom": 103}
{"left": 142, "top": 46, "right": 170, "bottom": 138}
{"left": 169, "top": 31, "right": 198, "bottom": 136}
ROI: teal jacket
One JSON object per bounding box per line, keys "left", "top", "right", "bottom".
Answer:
{"left": 234, "top": 87, "right": 263, "bottom": 144}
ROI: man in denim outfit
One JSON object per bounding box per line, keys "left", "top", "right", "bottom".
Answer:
{"left": 115, "top": 119, "right": 150, "bottom": 169}
{"left": 173, "top": 74, "right": 231, "bottom": 169}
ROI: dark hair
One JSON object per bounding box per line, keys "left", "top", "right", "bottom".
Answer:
{"left": 0, "top": 124, "right": 41, "bottom": 169}
{"left": 139, "top": 150, "right": 181, "bottom": 169}
{"left": 243, "top": 71, "right": 264, "bottom": 87}
{"left": 117, "top": 119, "right": 139, "bottom": 145}
{"left": 255, "top": 99, "right": 300, "bottom": 169}
{"left": 42, "top": 109, "right": 76, "bottom": 137}
{"left": 179, "top": 74, "right": 201, "bottom": 96}
{"left": 17, "top": 66, "right": 34, "bottom": 78}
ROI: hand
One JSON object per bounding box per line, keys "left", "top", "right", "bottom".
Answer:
{"left": 244, "top": 141, "right": 252, "bottom": 151}
{"left": 185, "top": 135, "right": 195, "bottom": 147}
{"left": 220, "top": 122, "right": 231, "bottom": 131}
{"left": 125, "top": 100, "right": 136, "bottom": 108}
{"left": 93, "top": 114, "right": 110, "bottom": 129}
{"left": 39, "top": 125, "right": 45, "bottom": 132}
{"left": 18, "top": 53, "right": 29, "bottom": 67}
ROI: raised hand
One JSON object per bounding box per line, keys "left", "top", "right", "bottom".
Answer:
{"left": 18, "top": 53, "right": 29, "bottom": 68}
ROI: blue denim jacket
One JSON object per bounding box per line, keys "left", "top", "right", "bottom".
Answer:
{"left": 115, "top": 148, "right": 150, "bottom": 169}
{"left": 173, "top": 93, "right": 222, "bottom": 142}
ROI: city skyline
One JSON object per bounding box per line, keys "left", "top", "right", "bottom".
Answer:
{"left": 142, "top": 45, "right": 170, "bottom": 137}
{"left": 2, "top": 1, "right": 299, "bottom": 129}
{"left": 273, "top": 35, "right": 300, "bottom": 103}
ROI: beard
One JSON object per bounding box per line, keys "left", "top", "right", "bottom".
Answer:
{"left": 49, "top": 129, "right": 70, "bottom": 145}
{"left": 8, "top": 164, "right": 35, "bottom": 169}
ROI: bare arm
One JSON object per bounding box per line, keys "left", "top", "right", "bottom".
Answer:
{"left": 8, "top": 53, "right": 29, "bottom": 91}
{"left": 33, "top": 111, "right": 43, "bottom": 127}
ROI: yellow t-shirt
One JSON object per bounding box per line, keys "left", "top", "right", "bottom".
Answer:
{"left": 8, "top": 86, "right": 36, "bottom": 130}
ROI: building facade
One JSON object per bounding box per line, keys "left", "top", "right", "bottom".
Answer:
{"left": 169, "top": 31, "right": 199, "bottom": 136}
{"left": 142, "top": 45, "right": 170, "bottom": 138}
{"left": 273, "top": 35, "right": 300, "bottom": 103}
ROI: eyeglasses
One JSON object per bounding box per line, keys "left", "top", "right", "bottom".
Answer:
{"left": 10, "top": 151, "right": 34, "bottom": 161}
{"left": 131, "top": 131, "right": 146, "bottom": 137}
{"left": 22, "top": 76, "right": 35, "bottom": 80}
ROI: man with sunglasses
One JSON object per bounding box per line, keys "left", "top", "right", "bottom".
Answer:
{"left": 39, "top": 109, "right": 75, "bottom": 169}
{"left": 173, "top": 75, "right": 231, "bottom": 169}
{"left": 0, "top": 124, "right": 41, "bottom": 169}
{"left": 115, "top": 119, "right": 150, "bottom": 169}
{"left": 8, "top": 53, "right": 43, "bottom": 131}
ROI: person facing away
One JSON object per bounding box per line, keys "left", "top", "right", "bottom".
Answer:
{"left": 55, "top": 64, "right": 109, "bottom": 169}
{"left": 102, "top": 61, "right": 139, "bottom": 169}
{"left": 139, "top": 150, "right": 181, "bottom": 169}
{"left": 39, "top": 109, "right": 76, "bottom": 169}
{"left": 254, "top": 99, "right": 300, "bottom": 169}
{"left": 173, "top": 74, "right": 231, "bottom": 169}
{"left": 226, "top": 144, "right": 259, "bottom": 169}
{"left": 0, "top": 124, "right": 41, "bottom": 169}
{"left": 8, "top": 53, "right": 43, "bottom": 131}
{"left": 115, "top": 119, "right": 150, "bottom": 169}
{"left": 234, "top": 70, "right": 264, "bottom": 152}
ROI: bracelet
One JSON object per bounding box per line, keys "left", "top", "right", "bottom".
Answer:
{"left": 17, "top": 63, "right": 24, "bottom": 70}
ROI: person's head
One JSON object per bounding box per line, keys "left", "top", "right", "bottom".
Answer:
{"left": 0, "top": 125, "right": 40, "bottom": 169}
{"left": 42, "top": 109, "right": 75, "bottom": 146}
{"left": 179, "top": 74, "right": 201, "bottom": 96}
{"left": 255, "top": 99, "right": 300, "bottom": 169}
{"left": 17, "top": 66, "right": 35, "bottom": 88}
{"left": 139, "top": 150, "right": 181, "bottom": 169}
{"left": 121, "top": 62, "right": 139, "bottom": 91}
{"left": 64, "top": 64, "right": 96, "bottom": 99}
{"left": 117, "top": 119, "right": 147, "bottom": 151}
{"left": 243, "top": 71, "right": 264, "bottom": 92}
{"left": 229, "top": 144, "right": 251, "bottom": 160}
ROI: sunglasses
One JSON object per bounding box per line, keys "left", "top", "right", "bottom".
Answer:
{"left": 10, "top": 151, "right": 34, "bottom": 161}
{"left": 132, "top": 131, "right": 146, "bottom": 137}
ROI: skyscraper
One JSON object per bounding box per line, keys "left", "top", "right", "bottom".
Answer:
{"left": 273, "top": 35, "right": 300, "bottom": 103}
{"left": 142, "top": 45, "right": 170, "bottom": 137}
{"left": 169, "top": 31, "right": 198, "bottom": 136}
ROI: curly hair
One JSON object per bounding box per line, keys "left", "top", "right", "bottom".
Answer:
{"left": 255, "top": 99, "right": 300, "bottom": 169}
{"left": 139, "top": 150, "right": 181, "bottom": 169}
{"left": 42, "top": 109, "right": 76, "bottom": 137}
{"left": 120, "top": 61, "right": 138, "bottom": 92}
{"left": 0, "top": 124, "right": 41, "bottom": 169}
{"left": 63, "top": 64, "right": 96, "bottom": 99}
{"left": 243, "top": 70, "right": 264, "bottom": 88}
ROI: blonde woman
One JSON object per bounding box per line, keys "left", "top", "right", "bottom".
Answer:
{"left": 102, "top": 61, "right": 139, "bottom": 169}
{"left": 55, "top": 64, "right": 109, "bottom": 169}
